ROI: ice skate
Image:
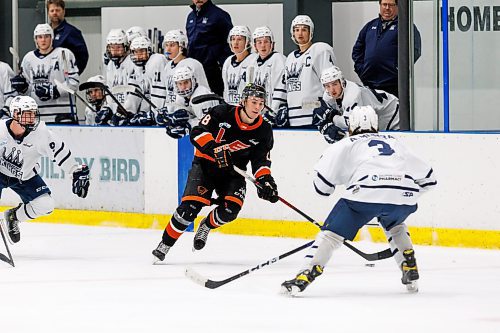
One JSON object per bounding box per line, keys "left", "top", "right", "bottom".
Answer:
{"left": 152, "top": 241, "right": 171, "bottom": 263}
{"left": 401, "top": 249, "right": 419, "bottom": 293}
{"left": 280, "top": 265, "right": 323, "bottom": 296}
{"left": 193, "top": 218, "right": 211, "bottom": 251}
{"left": 2, "top": 204, "right": 22, "bottom": 244}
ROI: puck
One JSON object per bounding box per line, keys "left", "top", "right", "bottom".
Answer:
{"left": 365, "top": 263, "right": 375, "bottom": 267}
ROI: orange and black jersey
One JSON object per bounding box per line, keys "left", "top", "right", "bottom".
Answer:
{"left": 190, "top": 103, "right": 274, "bottom": 178}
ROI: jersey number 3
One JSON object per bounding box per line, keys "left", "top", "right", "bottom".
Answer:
{"left": 368, "top": 140, "right": 395, "bottom": 156}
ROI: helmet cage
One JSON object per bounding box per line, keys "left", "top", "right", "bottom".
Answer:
{"left": 10, "top": 96, "right": 40, "bottom": 132}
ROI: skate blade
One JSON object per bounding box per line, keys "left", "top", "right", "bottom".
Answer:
{"left": 406, "top": 281, "right": 419, "bottom": 293}
{"left": 280, "top": 285, "right": 300, "bottom": 297}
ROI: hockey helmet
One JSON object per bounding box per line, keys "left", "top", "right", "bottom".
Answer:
{"left": 173, "top": 66, "right": 197, "bottom": 97}
{"left": 241, "top": 83, "right": 267, "bottom": 102}
{"left": 106, "top": 29, "right": 129, "bottom": 62}
{"left": 126, "top": 26, "right": 148, "bottom": 43}
{"left": 228, "top": 26, "right": 252, "bottom": 51}
{"left": 9, "top": 96, "right": 40, "bottom": 132}
{"left": 85, "top": 75, "right": 106, "bottom": 106}
{"left": 130, "top": 36, "right": 152, "bottom": 66}
{"left": 320, "top": 66, "right": 346, "bottom": 88}
{"left": 252, "top": 26, "right": 274, "bottom": 44}
{"left": 163, "top": 29, "right": 188, "bottom": 50}
{"left": 349, "top": 106, "right": 378, "bottom": 134}
{"left": 290, "top": 15, "right": 314, "bottom": 45}
{"left": 33, "top": 23, "right": 54, "bottom": 48}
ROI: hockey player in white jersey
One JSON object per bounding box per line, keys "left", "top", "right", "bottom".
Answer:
{"left": 17, "top": 23, "right": 79, "bottom": 124}
{"left": 156, "top": 66, "right": 218, "bottom": 138}
{"left": 82, "top": 75, "right": 113, "bottom": 126}
{"left": 222, "top": 26, "right": 257, "bottom": 105}
{"left": 103, "top": 28, "right": 135, "bottom": 115}
{"left": 125, "top": 26, "right": 148, "bottom": 44}
{"left": 159, "top": 29, "right": 209, "bottom": 107}
{"left": 279, "top": 15, "right": 337, "bottom": 128}
{"left": 281, "top": 106, "right": 436, "bottom": 296}
{"left": 0, "top": 62, "right": 16, "bottom": 118}
{"left": 314, "top": 66, "right": 399, "bottom": 143}
{"left": 248, "top": 26, "right": 287, "bottom": 122}
{"left": 121, "top": 36, "right": 167, "bottom": 126}
{"left": 0, "top": 96, "right": 90, "bottom": 244}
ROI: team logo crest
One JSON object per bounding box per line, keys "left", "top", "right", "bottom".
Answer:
{"left": 197, "top": 186, "right": 208, "bottom": 196}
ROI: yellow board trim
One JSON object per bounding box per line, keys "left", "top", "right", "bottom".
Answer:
{"left": 4, "top": 207, "right": 499, "bottom": 249}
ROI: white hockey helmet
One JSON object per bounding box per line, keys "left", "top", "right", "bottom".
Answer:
{"left": 173, "top": 66, "right": 197, "bottom": 97}
{"left": 252, "top": 26, "right": 274, "bottom": 44}
{"left": 320, "top": 66, "right": 346, "bottom": 88}
{"left": 349, "top": 105, "right": 378, "bottom": 134}
{"left": 106, "top": 29, "right": 129, "bottom": 62}
{"left": 9, "top": 96, "right": 40, "bottom": 132}
{"left": 290, "top": 15, "right": 314, "bottom": 45}
{"left": 130, "top": 36, "right": 152, "bottom": 66}
{"left": 163, "top": 29, "right": 188, "bottom": 50}
{"left": 126, "top": 26, "right": 148, "bottom": 43}
{"left": 85, "top": 75, "right": 106, "bottom": 106}
{"left": 228, "top": 25, "right": 252, "bottom": 49}
{"left": 33, "top": 23, "right": 54, "bottom": 48}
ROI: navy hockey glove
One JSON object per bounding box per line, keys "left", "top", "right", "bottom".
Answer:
{"left": 320, "top": 122, "right": 345, "bottom": 144}
{"left": 103, "top": 52, "right": 110, "bottom": 66}
{"left": 166, "top": 123, "right": 191, "bottom": 139}
{"left": 95, "top": 107, "right": 113, "bottom": 125}
{"left": 168, "top": 109, "right": 190, "bottom": 127}
{"left": 129, "top": 110, "right": 156, "bottom": 126}
{"left": 155, "top": 107, "right": 171, "bottom": 127}
{"left": 10, "top": 74, "right": 29, "bottom": 94}
{"left": 35, "top": 82, "right": 60, "bottom": 101}
{"left": 72, "top": 165, "right": 90, "bottom": 198}
{"left": 262, "top": 110, "right": 276, "bottom": 126}
{"left": 275, "top": 105, "right": 289, "bottom": 128}
{"left": 111, "top": 112, "right": 131, "bottom": 126}
{"left": 312, "top": 98, "right": 337, "bottom": 127}
{"left": 256, "top": 174, "right": 279, "bottom": 203}
{"left": 213, "top": 145, "right": 232, "bottom": 170}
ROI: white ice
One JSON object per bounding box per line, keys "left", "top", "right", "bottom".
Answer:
{"left": 0, "top": 222, "right": 499, "bottom": 333}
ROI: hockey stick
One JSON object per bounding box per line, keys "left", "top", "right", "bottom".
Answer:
{"left": 232, "top": 166, "right": 393, "bottom": 261}
{"left": 185, "top": 240, "right": 314, "bottom": 289}
{"left": 55, "top": 79, "right": 97, "bottom": 114}
{"left": 79, "top": 81, "right": 129, "bottom": 117}
{"left": 9, "top": 47, "right": 22, "bottom": 74}
{"left": 0, "top": 219, "right": 15, "bottom": 267}
{"left": 61, "top": 50, "right": 77, "bottom": 122}
{"left": 191, "top": 93, "right": 275, "bottom": 116}
{"left": 110, "top": 85, "right": 157, "bottom": 109}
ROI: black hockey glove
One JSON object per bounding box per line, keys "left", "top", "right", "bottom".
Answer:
{"left": 213, "top": 145, "right": 232, "bottom": 170}
{"left": 168, "top": 109, "right": 190, "bottom": 127}
{"left": 256, "top": 174, "right": 279, "bottom": 203}
{"left": 11, "top": 74, "right": 29, "bottom": 94}
{"left": 155, "top": 107, "right": 171, "bottom": 127}
{"left": 166, "top": 123, "right": 191, "bottom": 139}
{"left": 129, "top": 110, "right": 156, "bottom": 126}
{"left": 312, "top": 98, "right": 338, "bottom": 128}
{"left": 95, "top": 107, "right": 113, "bottom": 125}
{"left": 320, "top": 122, "right": 345, "bottom": 144}
{"left": 275, "top": 105, "right": 289, "bottom": 128}
{"left": 35, "top": 82, "right": 60, "bottom": 101}
{"left": 72, "top": 165, "right": 90, "bottom": 198}
{"left": 111, "top": 112, "right": 131, "bottom": 126}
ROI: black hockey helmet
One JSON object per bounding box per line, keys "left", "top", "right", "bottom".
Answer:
{"left": 241, "top": 83, "right": 267, "bottom": 102}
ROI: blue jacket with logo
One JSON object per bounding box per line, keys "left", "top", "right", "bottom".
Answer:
{"left": 186, "top": 0, "right": 233, "bottom": 70}
{"left": 352, "top": 16, "right": 421, "bottom": 88}
{"left": 53, "top": 20, "right": 89, "bottom": 74}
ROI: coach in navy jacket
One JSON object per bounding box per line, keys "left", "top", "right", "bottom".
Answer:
{"left": 48, "top": 0, "right": 89, "bottom": 75}
{"left": 186, "top": 0, "right": 233, "bottom": 96}
{"left": 352, "top": 0, "right": 421, "bottom": 97}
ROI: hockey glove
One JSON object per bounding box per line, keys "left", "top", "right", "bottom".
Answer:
{"left": 213, "top": 145, "right": 232, "bottom": 170}
{"left": 0, "top": 106, "right": 9, "bottom": 119}
{"left": 262, "top": 110, "right": 276, "bottom": 126}
{"left": 129, "top": 110, "right": 156, "bottom": 126}
{"left": 72, "top": 165, "right": 90, "bottom": 198}
{"left": 168, "top": 109, "right": 190, "bottom": 127}
{"left": 103, "top": 52, "right": 110, "bottom": 66}
{"left": 11, "top": 74, "right": 29, "bottom": 94}
{"left": 95, "top": 107, "right": 113, "bottom": 125}
{"left": 256, "top": 174, "right": 279, "bottom": 203}
{"left": 320, "top": 122, "right": 345, "bottom": 144}
{"left": 312, "top": 98, "right": 338, "bottom": 128}
{"left": 35, "top": 82, "right": 60, "bottom": 101}
{"left": 111, "top": 112, "right": 131, "bottom": 126}
{"left": 275, "top": 105, "right": 289, "bottom": 128}
{"left": 155, "top": 107, "right": 171, "bottom": 127}
{"left": 166, "top": 123, "right": 191, "bottom": 139}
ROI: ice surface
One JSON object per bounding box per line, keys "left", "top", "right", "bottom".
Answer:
{"left": 0, "top": 223, "right": 499, "bottom": 333}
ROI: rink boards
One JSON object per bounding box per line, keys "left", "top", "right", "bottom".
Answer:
{"left": 1, "top": 126, "right": 499, "bottom": 249}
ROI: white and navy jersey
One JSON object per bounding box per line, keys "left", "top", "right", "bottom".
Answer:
{"left": 159, "top": 57, "right": 209, "bottom": 108}
{"left": 249, "top": 52, "right": 287, "bottom": 116}
{"left": 124, "top": 54, "right": 168, "bottom": 114}
{"left": 170, "top": 85, "right": 219, "bottom": 128}
{"left": 21, "top": 48, "right": 79, "bottom": 122}
{"left": 285, "top": 42, "right": 337, "bottom": 127}
{"left": 323, "top": 80, "right": 400, "bottom": 131}
{"left": 313, "top": 133, "right": 436, "bottom": 205}
{"left": 0, "top": 62, "right": 16, "bottom": 109}
{"left": 0, "top": 119, "right": 77, "bottom": 181}
{"left": 104, "top": 56, "right": 135, "bottom": 113}
{"left": 222, "top": 53, "right": 257, "bottom": 106}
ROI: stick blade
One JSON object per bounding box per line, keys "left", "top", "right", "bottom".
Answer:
{"left": 54, "top": 79, "right": 75, "bottom": 95}
{"left": 111, "top": 85, "right": 135, "bottom": 95}
{"left": 191, "top": 94, "right": 224, "bottom": 105}
{"left": 185, "top": 267, "right": 209, "bottom": 287}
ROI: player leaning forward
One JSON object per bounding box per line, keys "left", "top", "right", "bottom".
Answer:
{"left": 281, "top": 106, "right": 436, "bottom": 295}
{"left": 0, "top": 96, "right": 90, "bottom": 244}
{"left": 152, "top": 84, "right": 279, "bottom": 262}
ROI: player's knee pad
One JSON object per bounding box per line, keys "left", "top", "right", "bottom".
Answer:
{"left": 17, "top": 194, "right": 54, "bottom": 222}
{"left": 303, "top": 230, "right": 343, "bottom": 269}
{"left": 214, "top": 200, "right": 241, "bottom": 225}
{"left": 176, "top": 200, "right": 204, "bottom": 223}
